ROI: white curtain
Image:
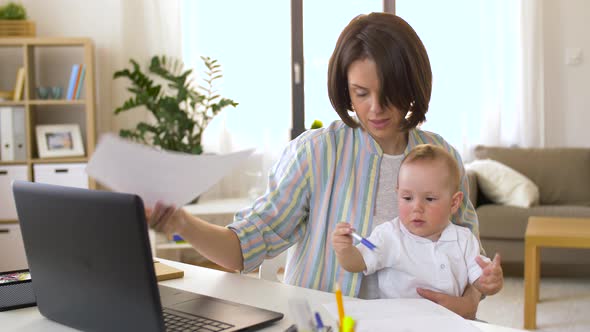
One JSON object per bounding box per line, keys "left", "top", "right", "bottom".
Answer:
{"left": 180, "top": 0, "right": 292, "bottom": 200}
{"left": 110, "top": 0, "right": 182, "bottom": 254}
{"left": 476, "top": 0, "right": 544, "bottom": 151}
{"left": 398, "top": 0, "right": 545, "bottom": 162}
{"left": 110, "top": 0, "right": 182, "bottom": 134}
{"left": 520, "top": 0, "right": 545, "bottom": 147}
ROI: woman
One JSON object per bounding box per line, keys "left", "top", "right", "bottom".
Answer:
{"left": 149, "top": 12, "right": 503, "bottom": 319}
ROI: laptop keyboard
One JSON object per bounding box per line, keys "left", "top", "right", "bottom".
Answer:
{"left": 163, "top": 309, "right": 234, "bottom": 332}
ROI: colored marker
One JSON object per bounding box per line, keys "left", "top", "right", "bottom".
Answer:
{"left": 342, "top": 315, "right": 356, "bottom": 332}
{"left": 335, "top": 283, "right": 345, "bottom": 330}
{"left": 314, "top": 311, "right": 324, "bottom": 329}
{"left": 351, "top": 231, "right": 377, "bottom": 250}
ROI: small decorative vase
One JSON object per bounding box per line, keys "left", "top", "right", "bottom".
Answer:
{"left": 50, "top": 86, "right": 63, "bottom": 99}
{"left": 36, "top": 86, "right": 49, "bottom": 99}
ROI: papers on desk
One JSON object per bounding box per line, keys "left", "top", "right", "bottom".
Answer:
{"left": 86, "top": 133, "right": 254, "bottom": 207}
{"left": 322, "top": 299, "right": 481, "bottom": 332}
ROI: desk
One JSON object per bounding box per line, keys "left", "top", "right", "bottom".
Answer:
{"left": 2, "top": 259, "right": 526, "bottom": 332}
{"left": 524, "top": 216, "right": 590, "bottom": 329}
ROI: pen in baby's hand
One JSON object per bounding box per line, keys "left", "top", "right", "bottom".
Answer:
{"left": 350, "top": 231, "right": 377, "bottom": 250}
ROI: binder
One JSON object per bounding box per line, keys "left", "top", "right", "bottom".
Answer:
{"left": 0, "top": 107, "right": 26, "bottom": 161}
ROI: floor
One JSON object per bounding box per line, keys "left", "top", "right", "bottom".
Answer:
{"left": 478, "top": 276, "right": 590, "bottom": 332}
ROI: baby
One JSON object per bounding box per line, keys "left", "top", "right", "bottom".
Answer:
{"left": 332, "top": 144, "right": 502, "bottom": 298}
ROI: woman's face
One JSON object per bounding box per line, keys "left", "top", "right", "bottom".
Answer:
{"left": 347, "top": 58, "right": 405, "bottom": 153}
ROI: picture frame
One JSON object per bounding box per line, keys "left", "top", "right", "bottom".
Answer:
{"left": 35, "top": 124, "right": 85, "bottom": 158}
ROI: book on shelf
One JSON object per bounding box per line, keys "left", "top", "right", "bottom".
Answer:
{"left": 66, "top": 64, "right": 81, "bottom": 100}
{"left": 72, "top": 65, "right": 83, "bottom": 100}
{"left": 0, "top": 107, "right": 26, "bottom": 161}
{"left": 12, "top": 67, "right": 25, "bottom": 101}
{"left": 74, "top": 65, "right": 86, "bottom": 100}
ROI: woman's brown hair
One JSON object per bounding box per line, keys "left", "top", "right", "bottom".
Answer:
{"left": 328, "top": 12, "right": 432, "bottom": 131}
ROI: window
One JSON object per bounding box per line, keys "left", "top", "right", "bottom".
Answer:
{"left": 182, "top": 1, "right": 291, "bottom": 155}
{"left": 302, "top": 0, "right": 384, "bottom": 129}
{"left": 183, "top": 1, "right": 392, "bottom": 152}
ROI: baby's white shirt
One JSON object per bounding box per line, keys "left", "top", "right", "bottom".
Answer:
{"left": 357, "top": 217, "right": 487, "bottom": 299}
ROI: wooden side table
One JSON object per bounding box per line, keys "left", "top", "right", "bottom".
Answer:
{"left": 524, "top": 216, "right": 590, "bottom": 329}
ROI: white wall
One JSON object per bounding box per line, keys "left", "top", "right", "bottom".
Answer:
{"left": 21, "top": 0, "right": 122, "bottom": 136}
{"left": 543, "top": 0, "right": 590, "bottom": 147}
{"left": 20, "top": 0, "right": 181, "bottom": 139}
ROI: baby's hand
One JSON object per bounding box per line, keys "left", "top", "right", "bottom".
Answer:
{"left": 474, "top": 253, "right": 503, "bottom": 295}
{"left": 332, "top": 222, "right": 354, "bottom": 256}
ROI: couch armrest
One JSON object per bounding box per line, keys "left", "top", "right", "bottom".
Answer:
{"left": 466, "top": 169, "right": 479, "bottom": 208}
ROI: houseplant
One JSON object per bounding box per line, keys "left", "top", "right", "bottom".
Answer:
{"left": 113, "top": 55, "right": 237, "bottom": 155}
{"left": 0, "top": 2, "right": 27, "bottom": 19}
{"left": 0, "top": 2, "right": 35, "bottom": 37}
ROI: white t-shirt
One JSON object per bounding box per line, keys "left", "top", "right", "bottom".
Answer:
{"left": 357, "top": 217, "right": 486, "bottom": 299}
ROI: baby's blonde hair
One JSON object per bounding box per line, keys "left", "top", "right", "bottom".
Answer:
{"left": 400, "top": 144, "right": 460, "bottom": 192}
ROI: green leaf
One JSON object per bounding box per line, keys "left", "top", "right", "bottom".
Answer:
{"left": 113, "top": 54, "right": 237, "bottom": 154}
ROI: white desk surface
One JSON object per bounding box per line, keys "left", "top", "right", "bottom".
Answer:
{"left": 1, "top": 259, "right": 525, "bottom": 332}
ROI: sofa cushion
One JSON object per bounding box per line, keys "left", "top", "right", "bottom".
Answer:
{"left": 474, "top": 146, "right": 590, "bottom": 205}
{"left": 477, "top": 204, "right": 590, "bottom": 240}
{"left": 466, "top": 159, "right": 539, "bottom": 207}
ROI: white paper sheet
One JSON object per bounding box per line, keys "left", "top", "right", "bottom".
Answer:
{"left": 86, "top": 133, "right": 254, "bottom": 207}
{"left": 322, "top": 299, "right": 481, "bottom": 332}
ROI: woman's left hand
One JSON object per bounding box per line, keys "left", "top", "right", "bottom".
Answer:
{"left": 417, "top": 283, "right": 480, "bottom": 319}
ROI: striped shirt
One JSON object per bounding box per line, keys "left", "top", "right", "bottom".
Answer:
{"left": 228, "top": 120, "right": 479, "bottom": 297}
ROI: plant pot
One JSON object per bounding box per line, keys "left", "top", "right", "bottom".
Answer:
{"left": 0, "top": 20, "right": 35, "bottom": 37}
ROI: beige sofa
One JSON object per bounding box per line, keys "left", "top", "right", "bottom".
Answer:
{"left": 466, "top": 146, "right": 590, "bottom": 276}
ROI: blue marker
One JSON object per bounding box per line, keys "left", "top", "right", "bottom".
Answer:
{"left": 351, "top": 231, "right": 377, "bottom": 250}
{"left": 314, "top": 311, "right": 324, "bottom": 329}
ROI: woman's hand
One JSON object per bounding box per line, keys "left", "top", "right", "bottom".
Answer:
{"left": 332, "top": 222, "right": 354, "bottom": 256}
{"left": 146, "top": 201, "right": 186, "bottom": 236}
{"left": 474, "top": 253, "right": 504, "bottom": 295}
{"left": 146, "top": 201, "right": 244, "bottom": 271}
{"left": 417, "top": 283, "right": 480, "bottom": 319}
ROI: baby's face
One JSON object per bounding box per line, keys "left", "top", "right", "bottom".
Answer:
{"left": 396, "top": 160, "right": 461, "bottom": 241}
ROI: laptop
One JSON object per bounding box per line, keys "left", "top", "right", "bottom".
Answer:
{"left": 12, "top": 181, "right": 283, "bottom": 332}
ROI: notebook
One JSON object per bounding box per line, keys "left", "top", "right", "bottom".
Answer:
{"left": 12, "top": 181, "right": 283, "bottom": 332}
{"left": 154, "top": 261, "right": 184, "bottom": 282}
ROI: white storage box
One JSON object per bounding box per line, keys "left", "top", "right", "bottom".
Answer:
{"left": 33, "top": 163, "right": 88, "bottom": 189}
{"left": 0, "top": 165, "right": 28, "bottom": 220}
{"left": 0, "top": 224, "right": 28, "bottom": 271}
